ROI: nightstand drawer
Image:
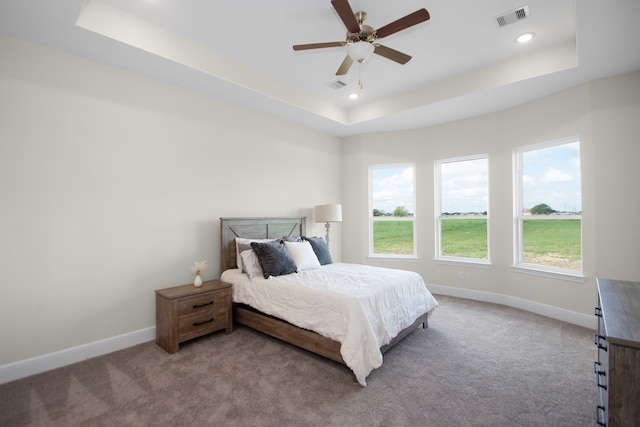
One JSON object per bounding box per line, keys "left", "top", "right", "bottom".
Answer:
{"left": 178, "top": 308, "right": 228, "bottom": 341}
{"left": 177, "top": 291, "right": 225, "bottom": 317}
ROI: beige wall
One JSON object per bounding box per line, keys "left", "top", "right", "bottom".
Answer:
{"left": 0, "top": 37, "right": 342, "bottom": 365}
{"left": 342, "top": 71, "right": 640, "bottom": 317}
{"left": 1, "top": 33, "right": 639, "bottom": 368}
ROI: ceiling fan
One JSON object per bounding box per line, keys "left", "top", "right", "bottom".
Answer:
{"left": 292, "top": 0, "right": 431, "bottom": 76}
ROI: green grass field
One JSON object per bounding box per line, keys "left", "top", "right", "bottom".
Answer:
{"left": 373, "top": 220, "right": 414, "bottom": 254}
{"left": 373, "top": 218, "right": 581, "bottom": 269}
{"left": 440, "top": 219, "right": 488, "bottom": 259}
{"left": 522, "top": 219, "right": 581, "bottom": 269}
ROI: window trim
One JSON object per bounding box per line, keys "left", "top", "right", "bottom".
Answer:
{"left": 368, "top": 163, "right": 417, "bottom": 258}
{"left": 434, "top": 154, "right": 490, "bottom": 264}
{"left": 512, "top": 137, "right": 584, "bottom": 278}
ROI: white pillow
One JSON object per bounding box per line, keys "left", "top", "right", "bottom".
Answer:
{"left": 284, "top": 240, "right": 321, "bottom": 271}
{"left": 240, "top": 249, "right": 264, "bottom": 279}
{"left": 235, "top": 237, "right": 275, "bottom": 271}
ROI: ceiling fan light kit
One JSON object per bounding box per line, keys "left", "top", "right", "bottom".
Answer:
{"left": 346, "top": 41, "right": 375, "bottom": 63}
{"left": 292, "top": 0, "right": 430, "bottom": 80}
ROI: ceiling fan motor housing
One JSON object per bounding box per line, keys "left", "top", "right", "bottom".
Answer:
{"left": 347, "top": 12, "right": 376, "bottom": 44}
{"left": 347, "top": 24, "right": 376, "bottom": 44}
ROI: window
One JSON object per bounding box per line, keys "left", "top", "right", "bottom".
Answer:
{"left": 514, "top": 138, "right": 582, "bottom": 275}
{"left": 435, "top": 155, "right": 489, "bottom": 262}
{"left": 369, "top": 165, "right": 416, "bottom": 257}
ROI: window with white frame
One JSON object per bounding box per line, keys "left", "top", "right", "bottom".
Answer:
{"left": 435, "top": 155, "right": 489, "bottom": 262}
{"left": 513, "top": 138, "right": 582, "bottom": 275}
{"left": 369, "top": 165, "right": 416, "bottom": 256}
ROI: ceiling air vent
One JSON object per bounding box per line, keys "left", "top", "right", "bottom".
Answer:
{"left": 496, "top": 5, "right": 530, "bottom": 27}
{"left": 327, "top": 80, "right": 347, "bottom": 89}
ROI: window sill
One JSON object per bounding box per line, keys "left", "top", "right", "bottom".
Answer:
{"left": 434, "top": 258, "right": 492, "bottom": 268}
{"left": 512, "top": 264, "right": 585, "bottom": 282}
{"left": 367, "top": 255, "right": 418, "bottom": 263}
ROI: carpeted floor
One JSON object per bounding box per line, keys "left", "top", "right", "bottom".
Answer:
{"left": 0, "top": 295, "right": 599, "bottom": 426}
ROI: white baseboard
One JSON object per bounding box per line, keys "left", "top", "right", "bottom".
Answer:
{"left": 0, "top": 326, "right": 155, "bottom": 385}
{"left": 427, "top": 284, "right": 595, "bottom": 330}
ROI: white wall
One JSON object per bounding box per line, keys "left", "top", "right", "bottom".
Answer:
{"left": 342, "top": 71, "right": 640, "bottom": 318}
{"left": 0, "top": 36, "right": 342, "bottom": 366}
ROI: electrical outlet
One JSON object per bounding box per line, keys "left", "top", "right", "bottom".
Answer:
{"left": 458, "top": 271, "right": 464, "bottom": 280}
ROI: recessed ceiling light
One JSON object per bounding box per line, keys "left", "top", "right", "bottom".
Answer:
{"left": 348, "top": 92, "right": 359, "bottom": 100}
{"left": 516, "top": 32, "right": 535, "bottom": 44}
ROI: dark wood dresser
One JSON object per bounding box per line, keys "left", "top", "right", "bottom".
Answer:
{"left": 594, "top": 278, "right": 640, "bottom": 426}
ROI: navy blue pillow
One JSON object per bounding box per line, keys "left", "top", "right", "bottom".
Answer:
{"left": 250, "top": 241, "right": 297, "bottom": 278}
{"left": 302, "top": 236, "right": 333, "bottom": 265}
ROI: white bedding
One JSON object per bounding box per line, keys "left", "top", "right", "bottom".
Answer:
{"left": 220, "top": 263, "right": 438, "bottom": 386}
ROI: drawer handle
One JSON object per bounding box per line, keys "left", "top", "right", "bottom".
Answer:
{"left": 193, "top": 318, "right": 214, "bottom": 326}
{"left": 594, "top": 307, "right": 602, "bottom": 317}
{"left": 596, "top": 372, "right": 607, "bottom": 391}
{"left": 193, "top": 301, "right": 214, "bottom": 309}
{"left": 596, "top": 405, "right": 606, "bottom": 426}
{"left": 594, "top": 334, "right": 608, "bottom": 351}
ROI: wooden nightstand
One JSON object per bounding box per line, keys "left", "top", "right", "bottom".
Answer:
{"left": 155, "top": 280, "right": 232, "bottom": 354}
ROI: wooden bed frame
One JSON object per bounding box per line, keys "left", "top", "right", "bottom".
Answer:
{"left": 219, "top": 216, "right": 428, "bottom": 366}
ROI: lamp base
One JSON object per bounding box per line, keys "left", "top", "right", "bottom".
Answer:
{"left": 324, "top": 222, "right": 331, "bottom": 247}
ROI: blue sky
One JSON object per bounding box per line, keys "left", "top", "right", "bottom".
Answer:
{"left": 522, "top": 141, "right": 582, "bottom": 212}
{"left": 371, "top": 166, "right": 414, "bottom": 214}
{"left": 371, "top": 141, "right": 582, "bottom": 215}
{"left": 440, "top": 158, "right": 488, "bottom": 213}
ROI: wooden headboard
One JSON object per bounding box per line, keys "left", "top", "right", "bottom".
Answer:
{"left": 219, "top": 217, "right": 307, "bottom": 272}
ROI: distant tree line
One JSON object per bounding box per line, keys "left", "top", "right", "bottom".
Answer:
{"left": 527, "top": 203, "right": 581, "bottom": 214}
{"left": 442, "top": 211, "right": 488, "bottom": 216}
{"left": 530, "top": 203, "right": 556, "bottom": 215}
{"left": 373, "top": 206, "right": 412, "bottom": 217}
{"left": 375, "top": 203, "right": 570, "bottom": 217}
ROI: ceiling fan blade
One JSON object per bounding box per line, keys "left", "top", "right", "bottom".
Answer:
{"left": 375, "top": 8, "right": 430, "bottom": 39}
{"left": 374, "top": 44, "right": 412, "bottom": 65}
{"left": 336, "top": 55, "right": 353, "bottom": 75}
{"left": 331, "top": 0, "right": 360, "bottom": 33}
{"left": 293, "top": 41, "right": 345, "bottom": 51}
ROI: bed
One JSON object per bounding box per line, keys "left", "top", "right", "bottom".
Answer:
{"left": 219, "top": 217, "right": 438, "bottom": 385}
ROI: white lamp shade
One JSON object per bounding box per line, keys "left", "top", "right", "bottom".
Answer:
{"left": 315, "top": 204, "right": 342, "bottom": 223}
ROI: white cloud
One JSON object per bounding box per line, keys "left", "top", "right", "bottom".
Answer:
{"left": 440, "top": 158, "right": 488, "bottom": 213}
{"left": 541, "top": 167, "right": 572, "bottom": 183}
{"left": 372, "top": 167, "right": 414, "bottom": 213}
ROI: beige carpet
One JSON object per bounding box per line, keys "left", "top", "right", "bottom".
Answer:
{"left": 0, "top": 295, "right": 598, "bottom": 426}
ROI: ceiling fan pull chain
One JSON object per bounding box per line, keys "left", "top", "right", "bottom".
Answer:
{"left": 358, "top": 63, "right": 364, "bottom": 90}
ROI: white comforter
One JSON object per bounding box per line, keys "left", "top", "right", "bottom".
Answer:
{"left": 220, "top": 263, "right": 438, "bottom": 386}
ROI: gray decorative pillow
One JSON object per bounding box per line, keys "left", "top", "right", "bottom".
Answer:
{"left": 302, "top": 236, "right": 333, "bottom": 265}
{"left": 250, "top": 241, "right": 297, "bottom": 278}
